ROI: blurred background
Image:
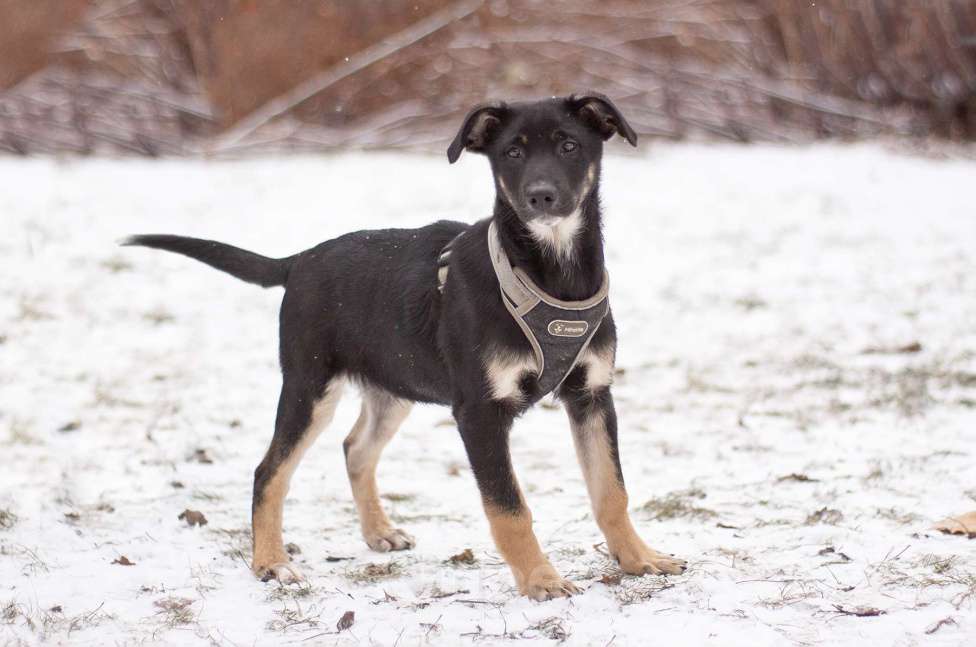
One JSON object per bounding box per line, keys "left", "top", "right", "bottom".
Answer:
{"left": 2, "top": 0, "right": 976, "bottom": 156}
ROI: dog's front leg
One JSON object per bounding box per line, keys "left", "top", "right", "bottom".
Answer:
{"left": 563, "top": 383, "right": 687, "bottom": 576}
{"left": 454, "top": 401, "right": 579, "bottom": 600}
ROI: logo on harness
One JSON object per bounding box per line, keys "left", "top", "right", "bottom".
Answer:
{"left": 547, "top": 320, "right": 589, "bottom": 338}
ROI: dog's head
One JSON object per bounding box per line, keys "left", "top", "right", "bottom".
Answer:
{"left": 447, "top": 93, "right": 636, "bottom": 226}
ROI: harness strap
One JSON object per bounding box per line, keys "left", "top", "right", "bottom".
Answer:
{"left": 436, "top": 221, "right": 610, "bottom": 396}
{"left": 486, "top": 221, "right": 610, "bottom": 395}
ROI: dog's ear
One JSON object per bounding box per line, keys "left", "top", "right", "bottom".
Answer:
{"left": 447, "top": 101, "right": 508, "bottom": 164}
{"left": 568, "top": 92, "right": 637, "bottom": 147}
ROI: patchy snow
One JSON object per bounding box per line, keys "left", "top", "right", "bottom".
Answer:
{"left": 1, "top": 144, "right": 974, "bottom": 646}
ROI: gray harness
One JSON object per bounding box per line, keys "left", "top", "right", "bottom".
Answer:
{"left": 439, "top": 222, "right": 610, "bottom": 395}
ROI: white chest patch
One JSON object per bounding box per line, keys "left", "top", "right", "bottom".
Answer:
{"left": 484, "top": 352, "right": 537, "bottom": 403}
{"left": 524, "top": 164, "right": 596, "bottom": 263}
{"left": 526, "top": 209, "right": 583, "bottom": 262}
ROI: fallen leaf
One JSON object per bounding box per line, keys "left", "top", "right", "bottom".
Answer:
{"left": 285, "top": 542, "right": 301, "bottom": 556}
{"left": 716, "top": 522, "right": 742, "bottom": 530}
{"left": 58, "top": 421, "right": 81, "bottom": 433}
{"left": 112, "top": 556, "right": 135, "bottom": 566}
{"left": 933, "top": 511, "right": 976, "bottom": 539}
{"left": 49, "top": 605, "right": 62, "bottom": 613}
{"left": 190, "top": 449, "right": 213, "bottom": 464}
{"left": 599, "top": 572, "right": 623, "bottom": 586}
{"left": 446, "top": 548, "right": 476, "bottom": 565}
{"left": 325, "top": 555, "right": 353, "bottom": 562}
{"left": 178, "top": 509, "right": 208, "bottom": 527}
{"left": 832, "top": 604, "right": 885, "bottom": 617}
{"left": 336, "top": 610, "right": 355, "bottom": 631}
{"left": 170, "top": 480, "right": 185, "bottom": 489}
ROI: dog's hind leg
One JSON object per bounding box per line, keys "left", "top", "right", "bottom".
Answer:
{"left": 343, "top": 385, "right": 415, "bottom": 552}
{"left": 251, "top": 376, "right": 343, "bottom": 583}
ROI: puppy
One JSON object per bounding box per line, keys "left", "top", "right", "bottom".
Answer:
{"left": 124, "top": 93, "right": 686, "bottom": 600}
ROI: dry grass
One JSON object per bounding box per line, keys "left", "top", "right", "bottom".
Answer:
{"left": 611, "top": 578, "right": 677, "bottom": 606}
{"left": 756, "top": 579, "right": 826, "bottom": 610}
{"left": 524, "top": 616, "right": 570, "bottom": 642}
{"left": 0, "top": 508, "right": 17, "bottom": 530}
{"left": 344, "top": 561, "right": 403, "bottom": 584}
{"left": 267, "top": 581, "right": 315, "bottom": 602}
{"left": 805, "top": 508, "right": 844, "bottom": 526}
{"left": 864, "top": 550, "right": 976, "bottom": 611}
{"left": 153, "top": 597, "right": 196, "bottom": 627}
{"left": 2, "top": 599, "right": 115, "bottom": 640}
{"left": 640, "top": 487, "right": 717, "bottom": 522}
{"left": 265, "top": 600, "right": 322, "bottom": 633}
{"left": 3, "top": 419, "right": 41, "bottom": 447}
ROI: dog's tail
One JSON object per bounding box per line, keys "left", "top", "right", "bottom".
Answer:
{"left": 121, "top": 235, "right": 293, "bottom": 288}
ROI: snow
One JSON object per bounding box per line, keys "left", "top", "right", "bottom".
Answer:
{"left": 1, "top": 144, "right": 974, "bottom": 646}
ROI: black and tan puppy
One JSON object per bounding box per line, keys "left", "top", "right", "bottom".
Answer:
{"left": 124, "top": 93, "right": 686, "bottom": 600}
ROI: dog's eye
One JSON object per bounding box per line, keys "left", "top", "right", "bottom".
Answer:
{"left": 561, "top": 140, "right": 578, "bottom": 153}
{"left": 506, "top": 147, "right": 522, "bottom": 159}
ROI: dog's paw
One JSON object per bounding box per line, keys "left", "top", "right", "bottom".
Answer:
{"left": 520, "top": 568, "right": 580, "bottom": 601}
{"left": 615, "top": 545, "right": 687, "bottom": 576}
{"left": 364, "top": 527, "right": 415, "bottom": 552}
{"left": 253, "top": 561, "right": 305, "bottom": 584}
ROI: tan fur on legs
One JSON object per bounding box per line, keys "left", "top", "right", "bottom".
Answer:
{"left": 484, "top": 503, "right": 579, "bottom": 600}
{"left": 569, "top": 406, "right": 686, "bottom": 576}
{"left": 343, "top": 385, "right": 415, "bottom": 551}
{"left": 252, "top": 381, "right": 344, "bottom": 581}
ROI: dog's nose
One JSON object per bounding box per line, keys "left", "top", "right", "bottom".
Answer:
{"left": 525, "top": 182, "right": 557, "bottom": 212}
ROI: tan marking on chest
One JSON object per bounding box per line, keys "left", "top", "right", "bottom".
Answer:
{"left": 579, "top": 344, "right": 615, "bottom": 392}
{"left": 484, "top": 352, "right": 537, "bottom": 403}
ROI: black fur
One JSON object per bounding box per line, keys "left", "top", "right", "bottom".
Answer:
{"left": 121, "top": 235, "right": 293, "bottom": 288}
{"left": 126, "top": 94, "right": 638, "bottom": 560}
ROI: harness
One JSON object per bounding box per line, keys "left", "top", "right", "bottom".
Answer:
{"left": 438, "top": 222, "right": 610, "bottom": 395}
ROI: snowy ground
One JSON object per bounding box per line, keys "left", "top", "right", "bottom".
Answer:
{"left": 1, "top": 144, "right": 975, "bottom": 646}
